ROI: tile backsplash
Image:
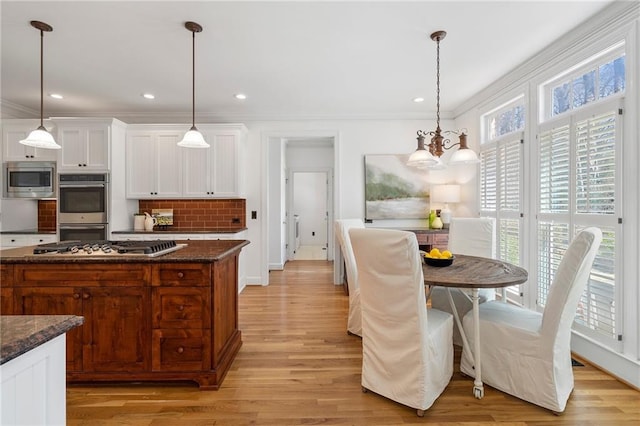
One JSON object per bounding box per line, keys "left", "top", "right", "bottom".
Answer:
{"left": 138, "top": 199, "right": 246, "bottom": 231}
{"left": 37, "top": 200, "right": 57, "bottom": 231}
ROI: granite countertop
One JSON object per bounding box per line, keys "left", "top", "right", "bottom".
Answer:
{"left": 0, "top": 229, "right": 57, "bottom": 235}
{"left": 0, "top": 239, "right": 250, "bottom": 264}
{"left": 112, "top": 228, "right": 247, "bottom": 234}
{"left": 1, "top": 315, "right": 84, "bottom": 364}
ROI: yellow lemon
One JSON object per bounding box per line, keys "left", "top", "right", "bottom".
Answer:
{"left": 429, "top": 248, "right": 441, "bottom": 257}
{"left": 442, "top": 250, "right": 452, "bottom": 259}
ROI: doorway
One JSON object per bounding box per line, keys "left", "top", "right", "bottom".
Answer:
{"left": 289, "top": 170, "right": 332, "bottom": 261}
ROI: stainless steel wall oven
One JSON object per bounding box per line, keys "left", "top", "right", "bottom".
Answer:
{"left": 58, "top": 173, "right": 109, "bottom": 241}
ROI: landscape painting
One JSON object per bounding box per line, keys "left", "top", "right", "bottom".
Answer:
{"left": 365, "top": 154, "right": 430, "bottom": 219}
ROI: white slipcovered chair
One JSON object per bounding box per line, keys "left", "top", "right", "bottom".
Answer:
{"left": 460, "top": 227, "right": 602, "bottom": 413}
{"left": 334, "top": 219, "right": 365, "bottom": 336}
{"left": 350, "top": 228, "right": 453, "bottom": 416}
{"left": 430, "top": 217, "right": 497, "bottom": 345}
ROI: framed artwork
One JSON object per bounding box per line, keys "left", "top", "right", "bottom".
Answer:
{"left": 364, "top": 154, "right": 430, "bottom": 219}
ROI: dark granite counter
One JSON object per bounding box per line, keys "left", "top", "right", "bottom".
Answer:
{"left": 112, "top": 228, "right": 247, "bottom": 234}
{"left": 0, "top": 229, "right": 57, "bottom": 235}
{"left": 0, "top": 239, "right": 250, "bottom": 264}
{"left": 1, "top": 315, "right": 84, "bottom": 364}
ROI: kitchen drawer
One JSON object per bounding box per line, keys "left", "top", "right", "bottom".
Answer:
{"left": 152, "top": 329, "right": 211, "bottom": 372}
{"left": 152, "top": 288, "right": 210, "bottom": 329}
{"left": 1, "top": 234, "right": 56, "bottom": 249}
{"left": 432, "top": 233, "right": 449, "bottom": 248}
{"left": 13, "top": 264, "right": 150, "bottom": 286}
{"left": 152, "top": 264, "right": 211, "bottom": 287}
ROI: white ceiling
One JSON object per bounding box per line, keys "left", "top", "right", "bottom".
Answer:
{"left": 1, "top": 1, "right": 615, "bottom": 123}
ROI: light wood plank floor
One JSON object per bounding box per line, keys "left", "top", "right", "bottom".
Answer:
{"left": 67, "top": 260, "right": 640, "bottom": 425}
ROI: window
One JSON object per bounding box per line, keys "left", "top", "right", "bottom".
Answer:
{"left": 480, "top": 97, "right": 525, "bottom": 303}
{"left": 542, "top": 43, "right": 625, "bottom": 120}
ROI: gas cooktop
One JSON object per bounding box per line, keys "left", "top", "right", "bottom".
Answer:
{"left": 32, "top": 240, "right": 186, "bottom": 257}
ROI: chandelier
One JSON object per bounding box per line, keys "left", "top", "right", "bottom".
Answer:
{"left": 407, "top": 31, "right": 479, "bottom": 169}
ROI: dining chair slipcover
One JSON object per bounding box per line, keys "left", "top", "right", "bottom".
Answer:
{"left": 430, "top": 217, "right": 497, "bottom": 345}
{"left": 350, "top": 228, "right": 453, "bottom": 415}
{"left": 460, "top": 227, "right": 602, "bottom": 412}
{"left": 334, "top": 219, "right": 365, "bottom": 336}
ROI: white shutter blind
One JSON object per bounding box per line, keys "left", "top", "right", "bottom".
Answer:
{"left": 575, "top": 112, "right": 616, "bottom": 214}
{"left": 539, "top": 125, "right": 570, "bottom": 213}
{"left": 536, "top": 101, "right": 619, "bottom": 344}
{"left": 499, "top": 139, "right": 521, "bottom": 212}
{"left": 480, "top": 147, "right": 497, "bottom": 211}
{"left": 537, "top": 222, "right": 569, "bottom": 306}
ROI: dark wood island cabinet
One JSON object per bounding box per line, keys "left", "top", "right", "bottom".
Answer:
{"left": 0, "top": 239, "right": 249, "bottom": 389}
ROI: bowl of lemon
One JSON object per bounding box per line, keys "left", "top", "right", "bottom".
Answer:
{"left": 423, "top": 248, "right": 455, "bottom": 267}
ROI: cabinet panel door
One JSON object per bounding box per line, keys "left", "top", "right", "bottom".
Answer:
{"left": 85, "top": 127, "right": 109, "bottom": 169}
{"left": 82, "top": 287, "right": 151, "bottom": 373}
{"left": 126, "top": 133, "right": 157, "bottom": 197}
{"left": 15, "top": 287, "right": 84, "bottom": 371}
{"left": 182, "top": 146, "right": 211, "bottom": 197}
{"left": 155, "top": 133, "right": 183, "bottom": 197}
{"left": 212, "top": 133, "right": 238, "bottom": 197}
{"left": 58, "top": 128, "right": 85, "bottom": 169}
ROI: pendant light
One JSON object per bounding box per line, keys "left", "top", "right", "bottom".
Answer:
{"left": 20, "top": 21, "right": 61, "bottom": 150}
{"left": 178, "top": 21, "right": 209, "bottom": 148}
{"left": 408, "top": 31, "right": 479, "bottom": 169}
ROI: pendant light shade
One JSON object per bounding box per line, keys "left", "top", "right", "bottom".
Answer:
{"left": 178, "top": 21, "right": 209, "bottom": 148}
{"left": 20, "top": 21, "right": 60, "bottom": 150}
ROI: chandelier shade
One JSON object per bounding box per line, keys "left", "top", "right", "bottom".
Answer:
{"left": 178, "top": 21, "right": 210, "bottom": 149}
{"left": 20, "top": 21, "right": 61, "bottom": 150}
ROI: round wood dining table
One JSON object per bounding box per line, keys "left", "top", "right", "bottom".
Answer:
{"left": 422, "top": 254, "right": 528, "bottom": 399}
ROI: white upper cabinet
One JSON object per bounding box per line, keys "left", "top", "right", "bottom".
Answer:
{"left": 126, "top": 127, "right": 183, "bottom": 199}
{"left": 2, "top": 119, "right": 58, "bottom": 162}
{"left": 53, "top": 118, "right": 124, "bottom": 172}
{"left": 182, "top": 124, "right": 247, "bottom": 198}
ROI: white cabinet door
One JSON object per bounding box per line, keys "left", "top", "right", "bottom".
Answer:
{"left": 126, "top": 129, "right": 182, "bottom": 199}
{"left": 182, "top": 125, "right": 246, "bottom": 198}
{"left": 1, "top": 234, "right": 57, "bottom": 249}
{"left": 2, "top": 120, "right": 58, "bottom": 162}
{"left": 57, "top": 125, "right": 109, "bottom": 171}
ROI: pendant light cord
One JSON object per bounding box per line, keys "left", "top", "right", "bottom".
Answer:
{"left": 39, "top": 28, "right": 44, "bottom": 128}
{"left": 191, "top": 28, "right": 195, "bottom": 129}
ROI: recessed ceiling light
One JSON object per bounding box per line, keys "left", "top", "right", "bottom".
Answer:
{"left": 413, "top": 97, "right": 425, "bottom": 103}
{"left": 49, "top": 93, "right": 63, "bottom": 99}
{"left": 142, "top": 93, "right": 155, "bottom": 100}
{"left": 234, "top": 93, "right": 247, "bottom": 100}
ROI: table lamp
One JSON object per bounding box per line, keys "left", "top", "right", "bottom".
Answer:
{"left": 431, "top": 184, "right": 461, "bottom": 229}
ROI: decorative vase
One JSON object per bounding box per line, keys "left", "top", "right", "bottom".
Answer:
{"left": 428, "top": 210, "right": 436, "bottom": 228}
{"left": 144, "top": 212, "right": 157, "bottom": 231}
{"left": 431, "top": 216, "right": 443, "bottom": 229}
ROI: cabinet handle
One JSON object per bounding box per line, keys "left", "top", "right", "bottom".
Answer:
{"left": 73, "top": 293, "right": 81, "bottom": 299}
{"left": 83, "top": 293, "right": 90, "bottom": 300}
{"left": 177, "top": 272, "right": 184, "bottom": 278}
{"left": 177, "top": 347, "right": 184, "bottom": 354}
{"left": 178, "top": 305, "right": 184, "bottom": 311}
{"left": 78, "top": 163, "right": 82, "bottom": 167}
{"left": 83, "top": 164, "right": 87, "bottom": 167}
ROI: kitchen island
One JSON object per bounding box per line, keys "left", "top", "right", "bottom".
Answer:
{"left": 0, "top": 239, "right": 249, "bottom": 389}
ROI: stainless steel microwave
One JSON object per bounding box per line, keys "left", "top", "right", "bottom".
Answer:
{"left": 3, "top": 161, "right": 56, "bottom": 199}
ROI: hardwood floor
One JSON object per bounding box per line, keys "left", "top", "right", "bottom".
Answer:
{"left": 67, "top": 260, "right": 640, "bottom": 425}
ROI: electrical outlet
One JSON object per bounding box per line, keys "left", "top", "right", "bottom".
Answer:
{"left": 312, "top": 231, "right": 315, "bottom": 236}
{"left": 251, "top": 211, "right": 257, "bottom": 219}
{"left": 232, "top": 218, "right": 240, "bottom": 224}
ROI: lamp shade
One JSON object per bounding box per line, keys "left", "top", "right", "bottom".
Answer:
{"left": 19, "top": 126, "right": 61, "bottom": 150}
{"left": 177, "top": 127, "right": 210, "bottom": 148}
{"left": 449, "top": 147, "right": 480, "bottom": 165}
{"left": 407, "top": 148, "right": 443, "bottom": 169}
{"left": 431, "top": 184, "right": 461, "bottom": 204}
